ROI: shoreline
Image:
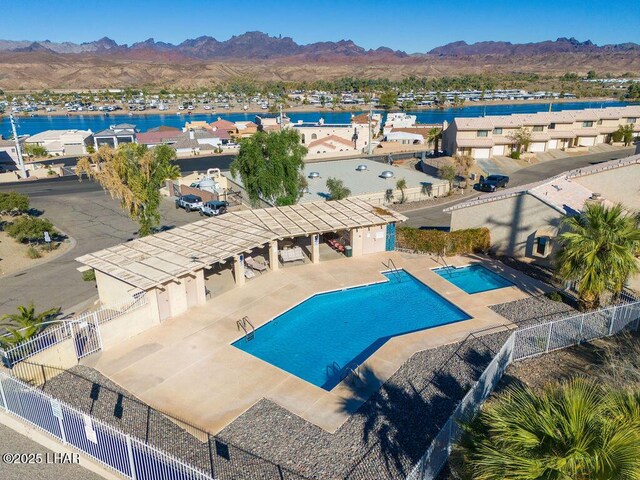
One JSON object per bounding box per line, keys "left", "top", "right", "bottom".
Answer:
{"left": 2, "top": 97, "right": 625, "bottom": 119}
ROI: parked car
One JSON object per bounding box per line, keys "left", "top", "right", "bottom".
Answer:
{"left": 477, "top": 174, "right": 509, "bottom": 192}
{"left": 175, "top": 194, "right": 203, "bottom": 212}
{"left": 200, "top": 200, "right": 229, "bottom": 217}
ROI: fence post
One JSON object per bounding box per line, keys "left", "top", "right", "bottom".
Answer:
{"left": 545, "top": 321, "right": 553, "bottom": 353}
{"left": 608, "top": 306, "right": 618, "bottom": 336}
{"left": 125, "top": 434, "right": 137, "bottom": 480}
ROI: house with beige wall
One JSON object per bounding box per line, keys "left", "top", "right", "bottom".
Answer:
{"left": 443, "top": 106, "right": 640, "bottom": 160}
{"left": 444, "top": 154, "right": 640, "bottom": 263}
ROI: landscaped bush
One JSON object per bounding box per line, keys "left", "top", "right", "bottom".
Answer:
{"left": 0, "top": 191, "right": 30, "bottom": 212}
{"left": 6, "top": 216, "right": 57, "bottom": 243}
{"left": 397, "top": 227, "right": 490, "bottom": 255}
{"left": 509, "top": 150, "right": 521, "bottom": 159}
{"left": 82, "top": 269, "right": 96, "bottom": 282}
{"left": 26, "top": 245, "right": 41, "bottom": 259}
{"left": 545, "top": 290, "right": 564, "bottom": 302}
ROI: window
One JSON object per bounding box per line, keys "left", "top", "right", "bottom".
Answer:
{"left": 582, "top": 121, "right": 594, "bottom": 128}
{"left": 476, "top": 130, "right": 489, "bottom": 138}
{"left": 627, "top": 117, "right": 637, "bottom": 124}
{"left": 536, "top": 236, "right": 550, "bottom": 257}
{"left": 532, "top": 125, "right": 544, "bottom": 132}
{"left": 493, "top": 127, "right": 503, "bottom": 135}
{"left": 549, "top": 123, "right": 556, "bottom": 130}
{"left": 311, "top": 133, "right": 318, "bottom": 140}
{"left": 597, "top": 119, "right": 603, "bottom": 125}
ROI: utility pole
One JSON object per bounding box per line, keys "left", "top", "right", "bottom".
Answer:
{"left": 9, "top": 114, "right": 27, "bottom": 178}
{"left": 367, "top": 103, "right": 373, "bottom": 155}
{"left": 279, "top": 104, "right": 283, "bottom": 131}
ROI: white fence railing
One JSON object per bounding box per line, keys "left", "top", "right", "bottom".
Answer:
{"left": 407, "top": 299, "right": 640, "bottom": 480}
{"left": 0, "top": 295, "right": 148, "bottom": 366}
{"left": 0, "top": 371, "right": 213, "bottom": 480}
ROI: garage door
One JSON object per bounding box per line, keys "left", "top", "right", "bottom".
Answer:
{"left": 530, "top": 142, "right": 547, "bottom": 152}
{"left": 578, "top": 136, "right": 596, "bottom": 147}
{"left": 491, "top": 145, "right": 505, "bottom": 156}
{"left": 547, "top": 139, "right": 558, "bottom": 150}
{"left": 473, "top": 148, "right": 491, "bottom": 159}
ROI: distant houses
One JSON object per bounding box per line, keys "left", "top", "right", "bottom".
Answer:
{"left": 25, "top": 129, "right": 93, "bottom": 156}
{"left": 93, "top": 124, "right": 138, "bottom": 149}
{"left": 442, "top": 105, "right": 640, "bottom": 160}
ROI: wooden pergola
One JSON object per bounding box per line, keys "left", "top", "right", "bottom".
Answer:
{"left": 77, "top": 199, "right": 406, "bottom": 291}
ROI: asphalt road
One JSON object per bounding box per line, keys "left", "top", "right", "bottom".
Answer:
{"left": 404, "top": 146, "right": 637, "bottom": 229}
{"left": 0, "top": 178, "right": 194, "bottom": 316}
{"left": 38, "top": 153, "right": 236, "bottom": 173}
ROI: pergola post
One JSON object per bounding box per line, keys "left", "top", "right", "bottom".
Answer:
{"left": 233, "top": 254, "right": 245, "bottom": 286}
{"left": 311, "top": 234, "right": 320, "bottom": 264}
{"left": 268, "top": 241, "right": 279, "bottom": 271}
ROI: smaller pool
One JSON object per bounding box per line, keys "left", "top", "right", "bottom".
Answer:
{"left": 434, "top": 264, "right": 513, "bottom": 294}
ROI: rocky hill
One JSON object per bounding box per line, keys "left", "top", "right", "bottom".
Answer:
{"left": 0, "top": 33, "right": 638, "bottom": 90}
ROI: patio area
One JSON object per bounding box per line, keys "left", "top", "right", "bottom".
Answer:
{"left": 83, "top": 250, "right": 549, "bottom": 435}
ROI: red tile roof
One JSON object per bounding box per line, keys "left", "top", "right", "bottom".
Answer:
{"left": 210, "top": 118, "right": 235, "bottom": 130}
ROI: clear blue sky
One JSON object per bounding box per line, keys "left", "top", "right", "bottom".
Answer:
{"left": 1, "top": 0, "right": 638, "bottom": 52}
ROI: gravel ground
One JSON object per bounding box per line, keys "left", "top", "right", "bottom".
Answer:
{"left": 29, "top": 295, "right": 576, "bottom": 480}
{"left": 0, "top": 421, "right": 103, "bottom": 480}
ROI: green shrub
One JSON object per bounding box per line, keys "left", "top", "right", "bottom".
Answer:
{"left": 546, "top": 291, "right": 564, "bottom": 302}
{"left": 6, "top": 216, "right": 57, "bottom": 243}
{"left": 26, "top": 245, "right": 41, "bottom": 259}
{"left": 397, "top": 227, "right": 490, "bottom": 255}
{"left": 509, "top": 150, "right": 521, "bottom": 159}
{"left": 0, "top": 192, "right": 30, "bottom": 212}
{"left": 82, "top": 269, "right": 96, "bottom": 282}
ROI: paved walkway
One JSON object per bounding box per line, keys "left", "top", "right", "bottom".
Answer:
{"left": 84, "top": 251, "right": 548, "bottom": 435}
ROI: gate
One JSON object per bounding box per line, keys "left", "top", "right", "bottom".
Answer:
{"left": 70, "top": 314, "right": 102, "bottom": 359}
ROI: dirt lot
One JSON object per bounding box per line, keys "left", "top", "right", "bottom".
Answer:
{"left": 0, "top": 224, "right": 72, "bottom": 278}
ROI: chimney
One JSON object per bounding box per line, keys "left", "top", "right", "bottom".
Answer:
{"left": 189, "top": 130, "right": 195, "bottom": 140}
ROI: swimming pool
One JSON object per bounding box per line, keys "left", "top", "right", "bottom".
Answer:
{"left": 232, "top": 270, "right": 470, "bottom": 390}
{"left": 434, "top": 264, "right": 513, "bottom": 294}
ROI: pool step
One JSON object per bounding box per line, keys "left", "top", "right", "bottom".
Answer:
{"left": 236, "top": 316, "right": 255, "bottom": 341}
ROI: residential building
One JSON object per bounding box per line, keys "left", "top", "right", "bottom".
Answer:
{"left": 442, "top": 106, "right": 640, "bottom": 159}
{"left": 444, "top": 154, "right": 640, "bottom": 263}
{"left": 25, "top": 129, "right": 93, "bottom": 156}
{"left": 294, "top": 118, "right": 371, "bottom": 158}
{"left": 136, "top": 127, "right": 182, "bottom": 148}
{"left": 93, "top": 124, "right": 138, "bottom": 149}
{"left": 383, "top": 113, "right": 417, "bottom": 134}
{"left": 0, "top": 137, "right": 25, "bottom": 167}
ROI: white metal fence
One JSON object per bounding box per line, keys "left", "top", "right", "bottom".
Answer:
{"left": 407, "top": 299, "right": 640, "bottom": 480}
{"left": 0, "top": 295, "right": 148, "bottom": 367}
{"left": 0, "top": 370, "right": 213, "bottom": 480}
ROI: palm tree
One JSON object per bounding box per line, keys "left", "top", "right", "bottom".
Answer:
{"left": 427, "top": 127, "right": 442, "bottom": 155}
{"left": 395, "top": 178, "right": 407, "bottom": 204}
{"left": 326, "top": 177, "right": 351, "bottom": 201}
{"left": 0, "top": 303, "right": 61, "bottom": 348}
{"left": 555, "top": 202, "right": 640, "bottom": 309}
{"left": 454, "top": 379, "right": 640, "bottom": 480}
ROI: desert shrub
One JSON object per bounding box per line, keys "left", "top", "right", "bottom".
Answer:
{"left": 6, "top": 216, "right": 57, "bottom": 243}
{"left": 397, "top": 227, "right": 490, "bottom": 255}
{"left": 545, "top": 290, "right": 563, "bottom": 302}
{"left": 26, "top": 245, "right": 41, "bottom": 259}
{"left": 509, "top": 150, "right": 521, "bottom": 159}
{"left": 82, "top": 269, "right": 96, "bottom": 282}
{"left": 0, "top": 192, "right": 29, "bottom": 212}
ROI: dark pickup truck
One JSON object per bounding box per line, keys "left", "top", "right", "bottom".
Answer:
{"left": 478, "top": 174, "right": 509, "bottom": 192}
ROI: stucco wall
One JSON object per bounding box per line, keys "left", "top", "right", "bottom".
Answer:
{"left": 573, "top": 164, "right": 640, "bottom": 211}
{"left": 99, "top": 303, "right": 158, "bottom": 349}
{"left": 361, "top": 225, "right": 387, "bottom": 254}
{"left": 96, "top": 271, "right": 136, "bottom": 306}
{"left": 450, "top": 193, "right": 563, "bottom": 258}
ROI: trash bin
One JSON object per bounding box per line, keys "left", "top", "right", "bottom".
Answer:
{"left": 345, "top": 246, "right": 353, "bottom": 257}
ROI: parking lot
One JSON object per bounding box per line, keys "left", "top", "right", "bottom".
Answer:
{"left": 0, "top": 177, "right": 195, "bottom": 316}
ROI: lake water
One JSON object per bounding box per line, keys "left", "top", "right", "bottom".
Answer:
{"left": 2, "top": 101, "right": 636, "bottom": 138}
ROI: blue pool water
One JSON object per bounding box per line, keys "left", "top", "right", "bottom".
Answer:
{"left": 233, "top": 270, "right": 470, "bottom": 390}
{"left": 434, "top": 265, "right": 513, "bottom": 294}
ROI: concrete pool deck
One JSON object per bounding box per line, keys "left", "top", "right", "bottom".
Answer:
{"left": 83, "top": 251, "right": 550, "bottom": 434}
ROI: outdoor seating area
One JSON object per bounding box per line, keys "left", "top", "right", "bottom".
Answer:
{"left": 245, "top": 256, "right": 268, "bottom": 273}
{"left": 279, "top": 246, "right": 306, "bottom": 263}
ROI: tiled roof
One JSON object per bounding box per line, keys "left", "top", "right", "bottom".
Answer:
{"left": 137, "top": 131, "right": 180, "bottom": 145}
{"left": 308, "top": 135, "right": 354, "bottom": 149}
{"left": 210, "top": 118, "right": 235, "bottom": 130}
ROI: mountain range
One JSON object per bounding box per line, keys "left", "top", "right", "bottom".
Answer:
{"left": 0, "top": 33, "right": 639, "bottom": 90}
{"left": 0, "top": 32, "right": 638, "bottom": 59}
